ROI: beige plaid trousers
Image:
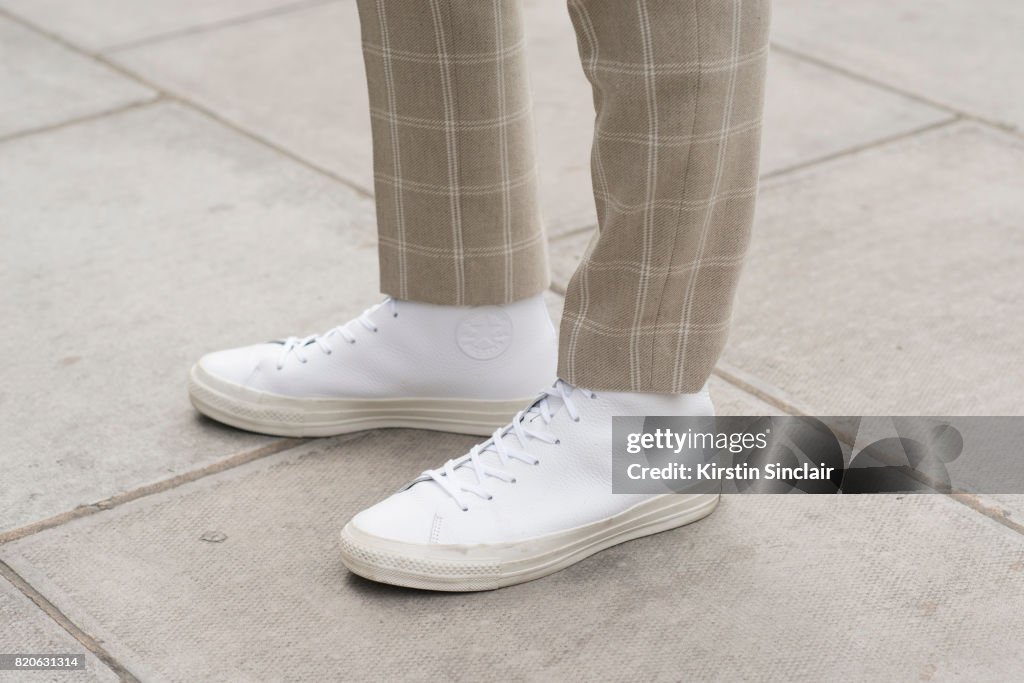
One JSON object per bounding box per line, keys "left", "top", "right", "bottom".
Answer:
{"left": 357, "top": 0, "right": 770, "bottom": 393}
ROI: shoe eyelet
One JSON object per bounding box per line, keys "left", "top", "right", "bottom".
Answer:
{"left": 325, "top": 350, "right": 332, "bottom": 355}
{"left": 349, "top": 340, "right": 356, "bottom": 345}
{"left": 301, "top": 359, "right": 308, "bottom": 364}
{"left": 275, "top": 365, "right": 283, "bottom": 371}
{"left": 555, "top": 439, "right": 561, "bottom": 445}
{"left": 393, "top": 313, "right": 398, "bottom": 318}
{"left": 487, "top": 495, "right": 494, "bottom": 501}
{"left": 511, "top": 478, "right": 518, "bottom": 484}
{"left": 461, "top": 507, "right": 469, "bottom": 512}
{"left": 573, "top": 417, "right": 580, "bottom": 423}
{"left": 533, "top": 460, "right": 540, "bottom": 466}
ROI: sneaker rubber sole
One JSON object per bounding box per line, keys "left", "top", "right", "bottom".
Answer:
{"left": 339, "top": 493, "right": 720, "bottom": 591}
{"left": 187, "top": 364, "right": 532, "bottom": 437}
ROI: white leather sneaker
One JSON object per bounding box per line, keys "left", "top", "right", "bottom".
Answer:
{"left": 188, "top": 294, "right": 556, "bottom": 437}
{"left": 339, "top": 380, "right": 718, "bottom": 591}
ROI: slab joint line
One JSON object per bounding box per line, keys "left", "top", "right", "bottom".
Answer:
{"left": 100, "top": 0, "right": 344, "bottom": 54}
{"left": 0, "top": 96, "right": 163, "bottom": 145}
{"left": 771, "top": 41, "right": 1022, "bottom": 138}
{"left": 761, "top": 115, "right": 961, "bottom": 182}
{"left": 0, "top": 438, "right": 308, "bottom": 546}
{"left": 0, "top": 560, "right": 140, "bottom": 682}
{"left": 0, "top": 4, "right": 373, "bottom": 200}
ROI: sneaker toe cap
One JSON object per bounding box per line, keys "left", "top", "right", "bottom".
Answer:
{"left": 197, "top": 344, "right": 276, "bottom": 386}
{"left": 349, "top": 488, "right": 440, "bottom": 545}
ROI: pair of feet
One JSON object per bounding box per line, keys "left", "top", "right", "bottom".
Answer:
{"left": 189, "top": 295, "right": 716, "bottom": 591}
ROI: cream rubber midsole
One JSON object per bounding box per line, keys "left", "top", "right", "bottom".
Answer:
{"left": 187, "top": 364, "right": 531, "bottom": 437}
{"left": 339, "top": 493, "right": 720, "bottom": 591}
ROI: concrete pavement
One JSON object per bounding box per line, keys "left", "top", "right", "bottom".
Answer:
{"left": 1, "top": 0, "right": 1022, "bottom": 680}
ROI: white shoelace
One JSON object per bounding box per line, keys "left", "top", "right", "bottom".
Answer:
{"left": 275, "top": 298, "right": 398, "bottom": 370}
{"left": 421, "top": 380, "right": 596, "bottom": 511}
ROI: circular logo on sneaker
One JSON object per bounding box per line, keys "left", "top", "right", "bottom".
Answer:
{"left": 456, "top": 307, "right": 514, "bottom": 360}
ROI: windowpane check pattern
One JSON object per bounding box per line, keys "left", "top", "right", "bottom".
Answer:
{"left": 358, "top": 0, "right": 770, "bottom": 393}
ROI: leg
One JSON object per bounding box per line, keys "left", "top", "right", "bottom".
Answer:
{"left": 358, "top": 0, "right": 549, "bottom": 305}
{"left": 561, "top": 0, "right": 770, "bottom": 393}
{"left": 341, "top": 0, "right": 771, "bottom": 591}
{"left": 188, "top": 0, "right": 558, "bottom": 437}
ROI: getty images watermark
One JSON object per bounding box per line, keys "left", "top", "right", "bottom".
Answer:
{"left": 611, "top": 416, "right": 1024, "bottom": 494}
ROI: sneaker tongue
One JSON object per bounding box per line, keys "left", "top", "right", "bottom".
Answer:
{"left": 524, "top": 389, "right": 569, "bottom": 425}
{"left": 505, "top": 388, "right": 571, "bottom": 434}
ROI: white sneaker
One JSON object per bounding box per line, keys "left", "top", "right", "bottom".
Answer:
{"left": 339, "top": 380, "right": 718, "bottom": 591}
{"left": 188, "top": 294, "right": 556, "bottom": 437}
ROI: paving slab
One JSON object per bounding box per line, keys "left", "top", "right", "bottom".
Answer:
{"left": 3, "top": 433, "right": 1023, "bottom": 681}
{"left": 760, "top": 51, "right": 951, "bottom": 175}
{"left": 0, "top": 577, "right": 116, "bottom": 682}
{"left": 773, "top": 0, "right": 1024, "bottom": 130}
{"left": 726, "top": 122, "right": 1024, "bottom": 416}
{"left": 0, "top": 16, "right": 153, "bottom": 139}
{"left": 110, "top": 1, "right": 948, "bottom": 239}
{"left": 708, "top": 376, "right": 784, "bottom": 416}
{"left": 551, "top": 123, "right": 1024, "bottom": 416}
{"left": 0, "top": 0, "right": 321, "bottom": 52}
{"left": 0, "top": 101, "right": 378, "bottom": 532}
{"left": 109, "top": 2, "right": 373, "bottom": 194}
